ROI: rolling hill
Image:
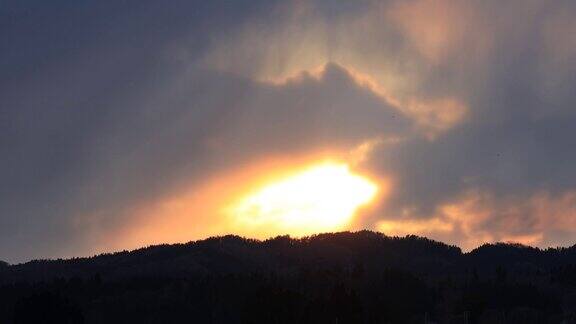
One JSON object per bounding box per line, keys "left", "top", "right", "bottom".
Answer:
{"left": 2, "top": 231, "right": 576, "bottom": 323}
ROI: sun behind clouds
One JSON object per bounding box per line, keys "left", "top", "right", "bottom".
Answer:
{"left": 228, "top": 162, "right": 378, "bottom": 237}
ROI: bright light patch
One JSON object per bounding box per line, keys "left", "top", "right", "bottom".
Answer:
{"left": 230, "top": 162, "right": 378, "bottom": 236}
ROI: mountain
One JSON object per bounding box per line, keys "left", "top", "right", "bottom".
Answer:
{"left": 1, "top": 231, "right": 576, "bottom": 323}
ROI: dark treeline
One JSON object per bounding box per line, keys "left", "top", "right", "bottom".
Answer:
{"left": 2, "top": 231, "right": 576, "bottom": 323}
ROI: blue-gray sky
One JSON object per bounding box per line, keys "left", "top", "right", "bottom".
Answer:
{"left": 2, "top": 0, "right": 576, "bottom": 263}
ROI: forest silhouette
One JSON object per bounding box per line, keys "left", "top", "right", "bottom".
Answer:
{"left": 2, "top": 231, "right": 576, "bottom": 323}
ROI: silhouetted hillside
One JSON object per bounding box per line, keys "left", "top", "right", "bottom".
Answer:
{"left": 2, "top": 231, "right": 576, "bottom": 323}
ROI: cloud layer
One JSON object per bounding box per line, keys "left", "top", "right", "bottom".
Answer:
{"left": 1, "top": 0, "right": 576, "bottom": 262}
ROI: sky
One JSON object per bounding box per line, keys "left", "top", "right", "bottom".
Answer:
{"left": 2, "top": 0, "right": 576, "bottom": 263}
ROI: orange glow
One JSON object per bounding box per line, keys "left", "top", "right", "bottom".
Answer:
{"left": 226, "top": 162, "right": 378, "bottom": 237}
{"left": 87, "top": 151, "right": 384, "bottom": 254}
{"left": 377, "top": 217, "right": 454, "bottom": 236}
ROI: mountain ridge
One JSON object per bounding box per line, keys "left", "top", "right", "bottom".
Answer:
{"left": 3, "top": 230, "right": 576, "bottom": 284}
{"left": 3, "top": 230, "right": 576, "bottom": 323}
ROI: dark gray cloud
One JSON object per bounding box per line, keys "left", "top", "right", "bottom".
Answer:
{"left": 0, "top": 1, "right": 406, "bottom": 262}
{"left": 360, "top": 0, "right": 576, "bottom": 248}
{"left": 2, "top": 0, "right": 576, "bottom": 262}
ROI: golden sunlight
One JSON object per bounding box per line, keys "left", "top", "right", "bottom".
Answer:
{"left": 228, "top": 162, "right": 378, "bottom": 236}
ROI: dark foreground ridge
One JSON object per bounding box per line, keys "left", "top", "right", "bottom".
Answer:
{"left": 2, "top": 231, "right": 576, "bottom": 323}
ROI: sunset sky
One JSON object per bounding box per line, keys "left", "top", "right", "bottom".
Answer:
{"left": 2, "top": 0, "right": 576, "bottom": 263}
